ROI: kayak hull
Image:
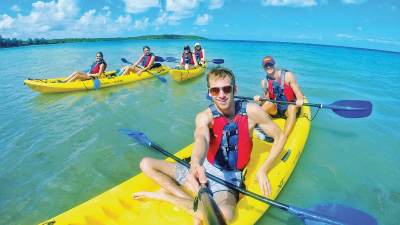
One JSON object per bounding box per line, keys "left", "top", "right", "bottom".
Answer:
{"left": 38, "top": 101, "right": 311, "bottom": 225}
{"left": 24, "top": 65, "right": 170, "bottom": 93}
{"left": 169, "top": 63, "right": 207, "bottom": 82}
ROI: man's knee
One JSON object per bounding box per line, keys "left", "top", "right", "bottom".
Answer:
{"left": 220, "top": 207, "right": 235, "bottom": 222}
{"left": 139, "top": 157, "right": 154, "bottom": 172}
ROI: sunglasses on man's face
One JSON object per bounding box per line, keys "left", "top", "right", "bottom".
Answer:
{"left": 263, "top": 62, "right": 275, "bottom": 69}
{"left": 209, "top": 85, "right": 233, "bottom": 96}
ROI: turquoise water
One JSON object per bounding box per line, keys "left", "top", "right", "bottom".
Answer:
{"left": 0, "top": 40, "right": 399, "bottom": 225}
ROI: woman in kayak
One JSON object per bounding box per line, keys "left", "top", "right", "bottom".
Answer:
{"left": 180, "top": 45, "right": 198, "bottom": 70}
{"left": 63, "top": 52, "right": 107, "bottom": 83}
{"left": 194, "top": 42, "right": 206, "bottom": 66}
{"left": 120, "top": 45, "right": 157, "bottom": 76}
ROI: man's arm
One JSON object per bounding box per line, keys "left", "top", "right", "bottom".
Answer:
{"left": 187, "top": 109, "right": 212, "bottom": 191}
{"left": 286, "top": 72, "right": 304, "bottom": 106}
{"left": 138, "top": 55, "right": 155, "bottom": 74}
{"left": 247, "top": 103, "right": 286, "bottom": 196}
{"left": 133, "top": 55, "right": 144, "bottom": 67}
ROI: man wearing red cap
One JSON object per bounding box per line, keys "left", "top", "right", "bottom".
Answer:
{"left": 254, "top": 56, "right": 304, "bottom": 138}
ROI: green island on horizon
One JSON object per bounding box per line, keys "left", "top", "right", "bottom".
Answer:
{"left": 0, "top": 34, "right": 208, "bottom": 48}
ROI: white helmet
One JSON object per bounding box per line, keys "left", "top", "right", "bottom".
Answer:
{"left": 195, "top": 42, "right": 200, "bottom": 47}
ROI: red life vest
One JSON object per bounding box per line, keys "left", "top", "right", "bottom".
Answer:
{"left": 141, "top": 53, "right": 154, "bottom": 67}
{"left": 207, "top": 100, "right": 253, "bottom": 171}
{"left": 182, "top": 52, "right": 195, "bottom": 65}
{"left": 265, "top": 70, "right": 295, "bottom": 102}
{"left": 195, "top": 49, "right": 204, "bottom": 61}
{"left": 90, "top": 61, "right": 107, "bottom": 74}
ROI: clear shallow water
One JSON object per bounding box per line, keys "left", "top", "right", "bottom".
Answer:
{"left": 0, "top": 40, "right": 399, "bottom": 225}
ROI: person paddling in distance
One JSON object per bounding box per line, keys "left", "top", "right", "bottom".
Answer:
{"left": 254, "top": 56, "right": 304, "bottom": 138}
{"left": 194, "top": 42, "right": 206, "bottom": 66}
{"left": 180, "top": 45, "right": 198, "bottom": 70}
{"left": 120, "top": 46, "right": 156, "bottom": 76}
{"left": 63, "top": 52, "right": 107, "bottom": 83}
{"left": 133, "top": 67, "right": 286, "bottom": 224}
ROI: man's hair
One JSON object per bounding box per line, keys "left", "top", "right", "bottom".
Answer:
{"left": 206, "top": 67, "right": 236, "bottom": 88}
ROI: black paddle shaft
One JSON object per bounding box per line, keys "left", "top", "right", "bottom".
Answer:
{"left": 149, "top": 143, "right": 291, "bottom": 212}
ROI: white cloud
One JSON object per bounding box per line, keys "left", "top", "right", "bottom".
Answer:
{"left": 357, "top": 26, "right": 363, "bottom": 31}
{"left": 262, "top": 0, "right": 317, "bottom": 7}
{"left": 209, "top": 0, "right": 224, "bottom": 9}
{"left": 0, "top": 14, "right": 14, "bottom": 30}
{"left": 134, "top": 17, "right": 149, "bottom": 29}
{"left": 0, "top": 0, "right": 140, "bottom": 38}
{"left": 123, "top": 0, "right": 160, "bottom": 14}
{"left": 166, "top": 0, "right": 200, "bottom": 13}
{"left": 341, "top": 0, "right": 366, "bottom": 4}
{"left": 195, "top": 14, "right": 212, "bottom": 25}
{"left": 11, "top": 5, "right": 21, "bottom": 12}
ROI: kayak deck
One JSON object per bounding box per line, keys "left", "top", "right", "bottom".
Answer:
{"left": 38, "top": 102, "right": 311, "bottom": 225}
{"left": 24, "top": 65, "right": 170, "bottom": 93}
{"left": 169, "top": 63, "right": 207, "bottom": 82}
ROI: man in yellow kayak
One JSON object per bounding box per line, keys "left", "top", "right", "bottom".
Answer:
{"left": 133, "top": 67, "right": 286, "bottom": 224}
{"left": 254, "top": 56, "right": 304, "bottom": 138}
{"left": 120, "top": 45, "right": 156, "bottom": 76}
{"left": 63, "top": 52, "right": 107, "bottom": 83}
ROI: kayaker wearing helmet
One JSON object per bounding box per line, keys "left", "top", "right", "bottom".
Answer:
{"left": 63, "top": 52, "right": 107, "bottom": 83}
{"left": 121, "top": 46, "right": 156, "bottom": 76}
{"left": 194, "top": 42, "right": 206, "bottom": 66}
{"left": 254, "top": 56, "right": 304, "bottom": 138}
{"left": 180, "top": 45, "right": 198, "bottom": 70}
{"left": 133, "top": 67, "right": 285, "bottom": 224}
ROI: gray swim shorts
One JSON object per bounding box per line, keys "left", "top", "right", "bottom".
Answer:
{"left": 175, "top": 159, "right": 243, "bottom": 199}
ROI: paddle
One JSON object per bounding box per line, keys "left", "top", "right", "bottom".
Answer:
{"left": 121, "top": 129, "right": 377, "bottom": 225}
{"left": 120, "top": 58, "right": 167, "bottom": 83}
{"left": 234, "top": 96, "right": 372, "bottom": 118}
{"left": 163, "top": 56, "right": 224, "bottom": 65}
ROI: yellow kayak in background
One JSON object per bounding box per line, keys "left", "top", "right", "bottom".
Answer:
{"left": 169, "top": 63, "right": 207, "bottom": 82}
{"left": 24, "top": 65, "right": 170, "bottom": 93}
{"left": 38, "top": 101, "right": 311, "bottom": 225}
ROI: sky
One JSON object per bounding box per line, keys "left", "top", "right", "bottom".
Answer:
{"left": 0, "top": 0, "right": 399, "bottom": 52}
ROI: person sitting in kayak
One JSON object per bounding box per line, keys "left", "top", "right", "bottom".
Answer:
{"left": 254, "top": 56, "right": 304, "bottom": 138}
{"left": 121, "top": 46, "right": 158, "bottom": 76}
{"left": 180, "top": 45, "right": 198, "bottom": 70}
{"left": 133, "top": 67, "right": 286, "bottom": 224}
{"left": 194, "top": 42, "right": 206, "bottom": 66}
{"left": 63, "top": 52, "right": 107, "bottom": 83}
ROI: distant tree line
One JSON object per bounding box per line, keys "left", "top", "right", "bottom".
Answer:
{"left": 0, "top": 35, "right": 207, "bottom": 48}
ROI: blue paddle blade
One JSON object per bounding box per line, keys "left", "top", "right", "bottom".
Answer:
{"left": 211, "top": 59, "right": 224, "bottom": 64}
{"left": 304, "top": 204, "right": 377, "bottom": 225}
{"left": 119, "top": 129, "right": 151, "bottom": 146}
{"left": 327, "top": 100, "right": 372, "bottom": 118}
{"left": 155, "top": 56, "right": 165, "bottom": 62}
{"left": 154, "top": 74, "right": 167, "bottom": 83}
{"left": 165, "top": 56, "right": 178, "bottom": 62}
{"left": 121, "top": 57, "right": 130, "bottom": 64}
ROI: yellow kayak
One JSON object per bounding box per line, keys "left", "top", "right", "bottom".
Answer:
{"left": 38, "top": 101, "right": 311, "bottom": 225}
{"left": 169, "top": 63, "right": 207, "bottom": 82}
{"left": 24, "top": 65, "right": 170, "bottom": 93}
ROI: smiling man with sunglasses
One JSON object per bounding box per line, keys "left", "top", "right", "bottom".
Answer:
{"left": 254, "top": 56, "right": 304, "bottom": 138}
{"left": 133, "top": 67, "right": 285, "bottom": 224}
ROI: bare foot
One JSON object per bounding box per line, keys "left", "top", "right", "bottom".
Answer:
{"left": 194, "top": 217, "right": 203, "bottom": 225}
{"left": 132, "top": 191, "right": 167, "bottom": 201}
